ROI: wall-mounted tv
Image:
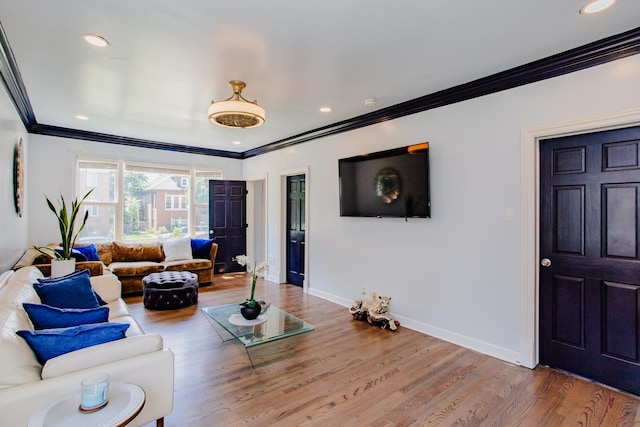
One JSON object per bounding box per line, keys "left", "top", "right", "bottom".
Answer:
{"left": 339, "top": 142, "right": 430, "bottom": 218}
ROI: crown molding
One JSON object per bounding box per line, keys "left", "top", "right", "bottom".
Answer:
{"left": 1, "top": 21, "right": 638, "bottom": 159}
{"left": 0, "top": 22, "right": 35, "bottom": 127}
{"left": 245, "top": 26, "right": 640, "bottom": 158}
{"left": 29, "top": 124, "right": 244, "bottom": 159}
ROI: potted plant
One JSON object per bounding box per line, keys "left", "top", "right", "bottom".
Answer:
{"left": 234, "top": 255, "right": 268, "bottom": 320}
{"left": 36, "top": 189, "right": 94, "bottom": 277}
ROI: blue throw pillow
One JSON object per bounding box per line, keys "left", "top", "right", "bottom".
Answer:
{"left": 74, "top": 244, "right": 101, "bottom": 262}
{"left": 23, "top": 303, "right": 109, "bottom": 330}
{"left": 191, "top": 239, "right": 213, "bottom": 259}
{"left": 34, "top": 270, "right": 99, "bottom": 309}
{"left": 54, "top": 248, "right": 88, "bottom": 262}
{"left": 17, "top": 322, "right": 129, "bottom": 364}
{"left": 37, "top": 269, "right": 107, "bottom": 306}
{"left": 37, "top": 269, "right": 87, "bottom": 284}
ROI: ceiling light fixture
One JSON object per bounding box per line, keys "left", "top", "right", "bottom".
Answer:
{"left": 579, "top": 0, "right": 615, "bottom": 14}
{"left": 83, "top": 34, "right": 109, "bottom": 47}
{"left": 208, "top": 80, "right": 265, "bottom": 129}
{"left": 319, "top": 107, "right": 332, "bottom": 113}
{"left": 75, "top": 115, "right": 89, "bottom": 120}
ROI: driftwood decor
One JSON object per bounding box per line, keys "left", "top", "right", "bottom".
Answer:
{"left": 349, "top": 296, "right": 399, "bottom": 331}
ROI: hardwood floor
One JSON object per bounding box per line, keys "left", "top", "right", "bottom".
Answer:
{"left": 129, "top": 274, "right": 640, "bottom": 426}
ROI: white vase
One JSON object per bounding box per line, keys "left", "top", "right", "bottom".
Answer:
{"left": 50, "top": 259, "right": 76, "bottom": 278}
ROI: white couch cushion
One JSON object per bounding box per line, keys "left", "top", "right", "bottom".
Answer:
{"left": 90, "top": 274, "right": 122, "bottom": 303}
{"left": 0, "top": 267, "right": 42, "bottom": 307}
{"left": 0, "top": 303, "right": 41, "bottom": 389}
{"left": 41, "top": 333, "right": 164, "bottom": 379}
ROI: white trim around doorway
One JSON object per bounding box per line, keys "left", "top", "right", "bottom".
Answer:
{"left": 519, "top": 107, "right": 640, "bottom": 369}
{"left": 279, "top": 166, "right": 310, "bottom": 294}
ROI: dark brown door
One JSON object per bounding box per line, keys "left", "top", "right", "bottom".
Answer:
{"left": 539, "top": 125, "right": 640, "bottom": 395}
{"left": 209, "top": 180, "right": 246, "bottom": 274}
{"left": 286, "top": 175, "right": 305, "bottom": 286}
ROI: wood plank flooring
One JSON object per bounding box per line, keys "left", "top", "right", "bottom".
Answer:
{"left": 129, "top": 274, "right": 640, "bottom": 426}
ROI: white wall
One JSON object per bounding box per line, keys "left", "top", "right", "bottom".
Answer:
{"left": 27, "top": 135, "right": 244, "bottom": 247}
{"left": 0, "top": 84, "right": 29, "bottom": 271}
{"left": 243, "top": 55, "right": 640, "bottom": 364}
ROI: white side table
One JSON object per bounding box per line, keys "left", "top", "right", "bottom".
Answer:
{"left": 29, "top": 381, "right": 145, "bottom": 427}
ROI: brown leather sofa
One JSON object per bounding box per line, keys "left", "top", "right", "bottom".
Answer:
{"left": 14, "top": 240, "right": 218, "bottom": 296}
{"left": 94, "top": 241, "right": 218, "bottom": 295}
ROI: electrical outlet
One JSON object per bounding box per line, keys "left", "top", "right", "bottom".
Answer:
{"left": 372, "top": 291, "right": 378, "bottom": 301}
{"left": 361, "top": 287, "right": 367, "bottom": 298}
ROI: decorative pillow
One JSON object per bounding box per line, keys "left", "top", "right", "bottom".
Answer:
{"left": 37, "top": 269, "right": 87, "bottom": 284}
{"left": 163, "top": 237, "right": 193, "bottom": 262}
{"left": 34, "top": 270, "right": 99, "bottom": 309}
{"left": 37, "top": 269, "right": 107, "bottom": 306}
{"left": 74, "top": 244, "right": 101, "bottom": 262}
{"left": 17, "top": 322, "right": 130, "bottom": 364}
{"left": 23, "top": 303, "right": 109, "bottom": 330}
{"left": 191, "top": 239, "right": 213, "bottom": 259}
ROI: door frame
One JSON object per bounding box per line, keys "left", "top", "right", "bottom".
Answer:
{"left": 520, "top": 107, "right": 640, "bottom": 369}
{"left": 279, "top": 166, "right": 310, "bottom": 293}
{"left": 246, "top": 173, "right": 268, "bottom": 273}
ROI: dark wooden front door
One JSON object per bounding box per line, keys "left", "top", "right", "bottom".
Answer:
{"left": 286, "top": 175, "right": 305, "bottom": 286}
{"left": 539, "top": 125, "right": 640, "bottom": 395}
{"left": 209, "top": 180, "right": 246, "bottom": 274}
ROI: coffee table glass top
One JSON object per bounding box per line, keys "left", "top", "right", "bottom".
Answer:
{"left": 201, "top": 303, "right": 314, "bottom": 348}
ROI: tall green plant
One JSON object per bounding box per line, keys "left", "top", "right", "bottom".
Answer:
{"left": 38, "top": 189, "right": 94, "bottom": 260}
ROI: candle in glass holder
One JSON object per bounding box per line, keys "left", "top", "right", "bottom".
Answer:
{"left": 80, "top": 373, "right": 110, "bottom": 410}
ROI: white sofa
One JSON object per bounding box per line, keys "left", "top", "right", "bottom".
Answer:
{"left": 0, "top": 266, "right": 174, "bottom": 426}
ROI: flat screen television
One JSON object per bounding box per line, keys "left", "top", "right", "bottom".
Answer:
{"left": 339, "top": 142, "right": 430, "bottom": 218}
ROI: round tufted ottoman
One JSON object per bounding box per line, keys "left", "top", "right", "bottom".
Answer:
{"left": 142, "top": 271, "right": 199, "bottom": 310}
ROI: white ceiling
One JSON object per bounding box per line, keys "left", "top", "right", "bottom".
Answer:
{"left": 0, "top": 1, "right": 638, "bottom": 153}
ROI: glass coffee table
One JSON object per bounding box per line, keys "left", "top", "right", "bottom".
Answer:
{"left": 201, "top": 303, "right": 314, "bottom": 368}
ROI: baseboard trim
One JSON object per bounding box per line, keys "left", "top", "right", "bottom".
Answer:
{"left": 308, "top": 287, "right": 522, "bottom": 367}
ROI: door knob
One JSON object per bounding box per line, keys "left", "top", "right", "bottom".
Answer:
{"left": 541, "top": 258, "right": 551, "bottom": 267}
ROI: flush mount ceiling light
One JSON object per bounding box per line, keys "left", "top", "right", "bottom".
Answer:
{"left": 83, "top": 34, "right": 109, "bottom": 47}
{"left": 208, "top": 80, "right": 265, "bottom": 129}
{"left": 580, "top": 0, "right": 615, "bottom": 14}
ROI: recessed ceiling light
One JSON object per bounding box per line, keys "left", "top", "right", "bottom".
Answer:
{"left": 319, "top": 107, "right": 332, "bottom": 113}
{"left": 232, "top": 141, "right": 242, "bottom": 145}
{"left": 364, "top": 98, "right": 377, "bottom": 107}
{"left": 579, "top": 0, "right": 615, "bottom": 14}
{"left": 75, "top": 115, "right": 89, "bottom": 120}
{"left": 83, "top": 34, "right": 109, "bottom": 47}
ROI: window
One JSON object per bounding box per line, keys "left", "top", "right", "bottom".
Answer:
{"left": 86, "top": 205, "right": 99, "bottom": 217}
{"left": 165, "top": 194, "right": 187, "bottom": 210}
{"left": 76, "top": 160, "right": 118, "bottom": 243}
{"left": 77, "top": 158, "right": 222, "bottom": 243}
{"left": 86, "top": 171, "right": 97, "bottom": 187}
{"left": 193, "top": 171, "right": 222, "bottom": 237}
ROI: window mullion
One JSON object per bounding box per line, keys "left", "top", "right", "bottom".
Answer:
{"left": 115, "top": 161, "right": 124, "bottom": 241}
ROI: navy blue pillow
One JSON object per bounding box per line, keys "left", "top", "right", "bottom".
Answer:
{"left": 23, "top": 303, "right": 109, "bottom": 330}
{"left": 34, "top": 270, "right": 99, "bottom": 309}
{"left": 54, "top": 248, "right": 88, "bottom": 262}
{"left": 37, "top": 269, "right": 87, "bottom": 284}
{"left": 74, "top": 244, "right": 101, "bottom": 262}
{"left": 37, "top": 269, "right": 107, "bottom": 306}
{"left": 17, "top": 322, "right": 129, "bottom": 364}
{"left": 191, "top": 239, "right": 213, "bottom": 259}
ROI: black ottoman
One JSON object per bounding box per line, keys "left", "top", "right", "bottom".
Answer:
{"left": 142, "top": 271, "right": 199, "bottom": 310}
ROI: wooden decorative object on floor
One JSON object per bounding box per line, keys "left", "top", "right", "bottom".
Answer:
{"left": 349, "top": 296, "right": 399, "bottom": 331}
